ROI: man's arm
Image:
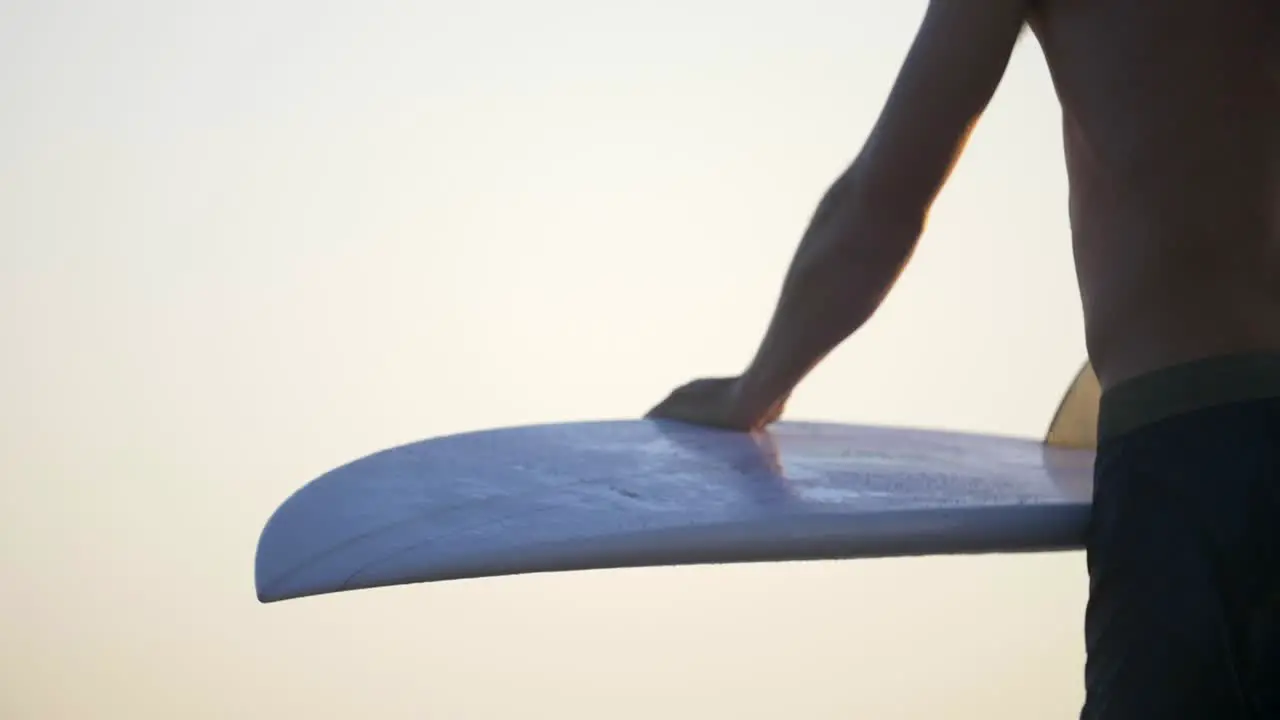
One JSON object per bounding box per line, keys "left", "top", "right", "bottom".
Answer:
{"left": 733, "top": 0, "right": 1030, "bottom": 419}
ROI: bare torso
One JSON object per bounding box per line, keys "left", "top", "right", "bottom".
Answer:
{"left": 1027, "top": 0, "right": 1280, "bottom": 390}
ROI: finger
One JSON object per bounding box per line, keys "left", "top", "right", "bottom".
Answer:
{"left": 644, "top": 393, "right": 684, "bottom": 419}
{"left": 645, "top": 381, "right": 700, "bottom": 417}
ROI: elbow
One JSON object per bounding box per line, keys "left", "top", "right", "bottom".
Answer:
{"left": 844, "top": 153, "right": 941, "bottom": 226}
{"left": 814, "top": 171, "right": 928, "bottom": 267}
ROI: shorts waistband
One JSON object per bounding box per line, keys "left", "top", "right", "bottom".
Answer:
{"left": 1098, "top": 352, "right": 1280, "bottom": 443}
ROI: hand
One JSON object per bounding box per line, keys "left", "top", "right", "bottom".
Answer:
{"left": 645, "top": 377, "right": 785, "bottom": 432}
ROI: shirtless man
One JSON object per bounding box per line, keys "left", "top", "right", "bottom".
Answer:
{"left": 647, "top": 1, "right": 1280, "bottom": 716}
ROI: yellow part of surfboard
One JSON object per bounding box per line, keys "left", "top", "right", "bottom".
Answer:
{"left": 1045, "top": 361, "right": 1100, "bottom": 450}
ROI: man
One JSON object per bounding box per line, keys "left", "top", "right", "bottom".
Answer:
{"left": 647, "top": 1, "right": 1279, "bottom": 717}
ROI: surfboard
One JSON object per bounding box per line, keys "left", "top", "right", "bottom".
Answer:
{"left": 254, "top": 364, "right": 1100, "bottom": 604}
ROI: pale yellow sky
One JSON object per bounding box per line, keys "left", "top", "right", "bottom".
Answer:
{"left": 3, "top": 1, "right": 1089, "bottom": 718}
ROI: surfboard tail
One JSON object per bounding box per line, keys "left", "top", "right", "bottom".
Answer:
{"left": 1045, "top": 361, "right": 1099, "bottom": 450}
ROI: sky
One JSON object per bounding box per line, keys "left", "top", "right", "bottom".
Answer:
{"left": 2, "top": 1, "right": 1091, "bottom": 718}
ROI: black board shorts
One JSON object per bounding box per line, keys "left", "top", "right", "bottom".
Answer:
{"left": 1081, "top": 354, "right": 1280, "bottom": 719}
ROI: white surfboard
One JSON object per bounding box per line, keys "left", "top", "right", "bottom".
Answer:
{"left": 254, "top": 364, "right": 1099, "bottom": 603}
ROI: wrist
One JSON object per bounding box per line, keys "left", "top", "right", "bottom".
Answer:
{"left": 732, "top": 371, "right": 789, "bottom": 427}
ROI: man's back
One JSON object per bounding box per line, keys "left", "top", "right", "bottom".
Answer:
{"left": 1027, "top": 0, "right": 1280, "bottom": 389}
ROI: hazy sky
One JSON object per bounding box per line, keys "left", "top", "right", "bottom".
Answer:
{"left": 3, "top": 1, "right": 1090, "bottom": 718}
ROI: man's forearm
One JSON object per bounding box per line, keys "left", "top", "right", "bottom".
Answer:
{"left": 734, "top": 176, "right": 926, "bottom": 417}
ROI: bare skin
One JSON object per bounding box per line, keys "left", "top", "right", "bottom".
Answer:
{"left": 648, "top": 0, "right": 1280, "bottom": 431}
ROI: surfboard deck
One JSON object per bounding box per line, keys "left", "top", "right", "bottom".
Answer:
{"left": 255, "top": 418, "right": 1096, "bottom": 604}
